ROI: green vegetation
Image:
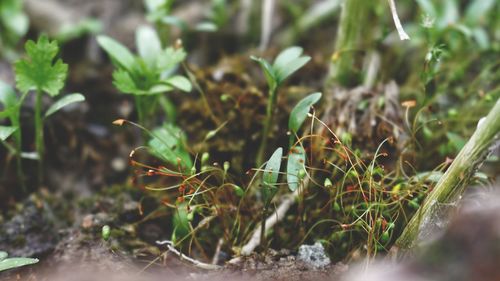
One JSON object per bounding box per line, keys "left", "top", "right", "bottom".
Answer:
{"left": 0, "top": 251, "right": 38, "bottom": 272}
{"left": 97, "top": 27, "right": 191, "bottom": 126}
{"left": 0, "top": 0, "right": 498, "bottom": 275}
{"left": 251, "top": 47, "right": 311, "bottom": 165}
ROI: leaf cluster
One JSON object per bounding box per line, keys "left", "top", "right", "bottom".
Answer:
{"left": 97, "top": 26, "right": 192, "bottom": 96}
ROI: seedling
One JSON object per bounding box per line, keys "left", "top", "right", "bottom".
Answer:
{"left": 97, "top": 26, "right": 192, "bottom": 127}
{"left": 251, "top": 46, "right": 310, "bottom": 165}
{"left": 0, "top": 251, "right": 38, "bottom": 272}
{"left": 260, "top": 147, "right": 283, "bottom": 248}
{"left": 14, "top": 35, "right": 85, "bottom": 182}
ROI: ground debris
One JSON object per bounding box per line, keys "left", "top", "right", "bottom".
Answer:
{"left": 297, "top": 242, "right": 331, "bottom": 269}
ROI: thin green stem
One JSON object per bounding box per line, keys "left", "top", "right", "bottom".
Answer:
{"left": 256, "top": 87, "right": 277, "bottom": 166}
{"left": 34, "top": 90, "right": 44, "bottom": 183}
{"left": 13, "top": 114, "right": 25, "bottom": 191}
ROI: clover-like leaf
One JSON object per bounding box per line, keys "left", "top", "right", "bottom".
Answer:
{"left": 289, "top": 92, "right": 322, "bottom": 134}
{"left": 287, "top": 146, "right": 306, "bottom": 192}
{"left": 44, "top": 93, "right": 85, "bottom": 118}
{"left": 262, "top": 147, "right": 283, "bottom": 205}
{"left": 14, "top": 35, "right": 68, "bottom": 97}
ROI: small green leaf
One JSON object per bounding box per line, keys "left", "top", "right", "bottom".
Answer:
{"left": 97, "top": 35, "right": 136, "bottom": 72}
{"left": 0, "top": 256, "right": 39, "bottom": 272}
{"left": 289, "top": 92, "right": 322, "bottom": 134}
{"left": 172, "top": 202, "right": 190, "bottom": 243}
{"left": 44, "top": 93, "right": 85, "bottom": 118}
{"left": 287, "top": 146, "right": 306, "bottom": 192}
{"left": 0, "top": 126, "right": 18, "bottom": 141}
{"left": 250, "top": 56, "right": 277, "bottom": 91}
{"left": 273, "top": 47, "right": 304, "bottom": 71}
{"left": 136, "top": 25, "right": 162, "bottom": 67}
{"left": 148, "top": 123, "right": 192, "bottom": 169}
{"left": 157, "top": 47, "right": 187, "bottom": 74}
{"left": 232, "top": 185, "right": 245, "bottom": 197}
{"left": 275, "top": 56, "right": 310, "bottom": 84}
{"left": 14, "top": 35, "right": 68, "bottom": 97}
{"left": 262, "top": 147, "right": 283, "bottom": 205}
{"left": 112, "top": 69, "right": 139, "bottom": 94}
{"left": 164, "top": 75, "right": 192, "bottom": 92}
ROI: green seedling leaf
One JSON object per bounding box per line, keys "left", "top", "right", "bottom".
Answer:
{"left": 112, "top": 69, "right": 140, "bottom": 94}
{"left": 172, "top": 202, "right": 190, "bottom": 243}
{"left": 275, "top": 56, "right": 310, "bottom": 84}
{"left": 158, "top": 47, "right": 187, "bottom": 74}
{"left": 0, "top": 81, "right": 19, "bottom": 119}
{"left": 250, "top": 56, "right": 277, "bottom": 91}
{"left": 289, "top": 92, "right": 322, "bottom": 134}
{"left": 97, "top": 35, "right": 136, "bottom": 72}
{"left": 262, "top": 147, "right": 283, "bottom": 205}
{"left": 273, "top": 46, "right": 304, "bottom": 72}
{"left": 0, "top": 126, "right": 17, "bottom": 141}
{"left": 164, "top": 75, "right": 192, "bottom": 92}
{"left": 14, "top": 35, "right": 68, "bottom": 97}
{"left": 44, "top": 93, "right": 85, "bottom": 118}
{"left": 0, "top": 252, "right": 38, "bottom": 272}
{"left": 136, "top": 25, "right": 162, "bottom": 67}
{"left": 287, "top": 146, "right": 306, "bottom": 192}
{"left": 148, "top": 123, "right": 192, "bottom": 169}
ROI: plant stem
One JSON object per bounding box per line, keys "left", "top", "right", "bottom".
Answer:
{"left": 260, "top": 206, "right": 267, "bottom": 251}
{"left": 13, "top": 111, "right": 25, "bottom": 191}
{"left": 256, "top": 87, "right": 277, "bottom": 166}
{"left": 327, "top": 0, "right": 374, "bottom": 87}
{"left": 34, "top": 90, "right": 44, "bottom": 183}
{"left": 395, "top": 99, "right": 500, "bottom": 251}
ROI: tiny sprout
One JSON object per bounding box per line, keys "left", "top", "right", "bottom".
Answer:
{"left": 324, "top": 178, "right": 333, "bottom": 188}
{"left": 220, "top": 94, "right": 230, "bottom": 102}
{"left": 102, "top": 225, "right": 111, "bottom": 241}
{"left": 223, "top": 161, "right": 230, "bottom": 173}
{"left": 190, "top": 165, "right": 197, "bottom": 175}
{"left": 252, "top": 46, "right": 311, "bottom": 165}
